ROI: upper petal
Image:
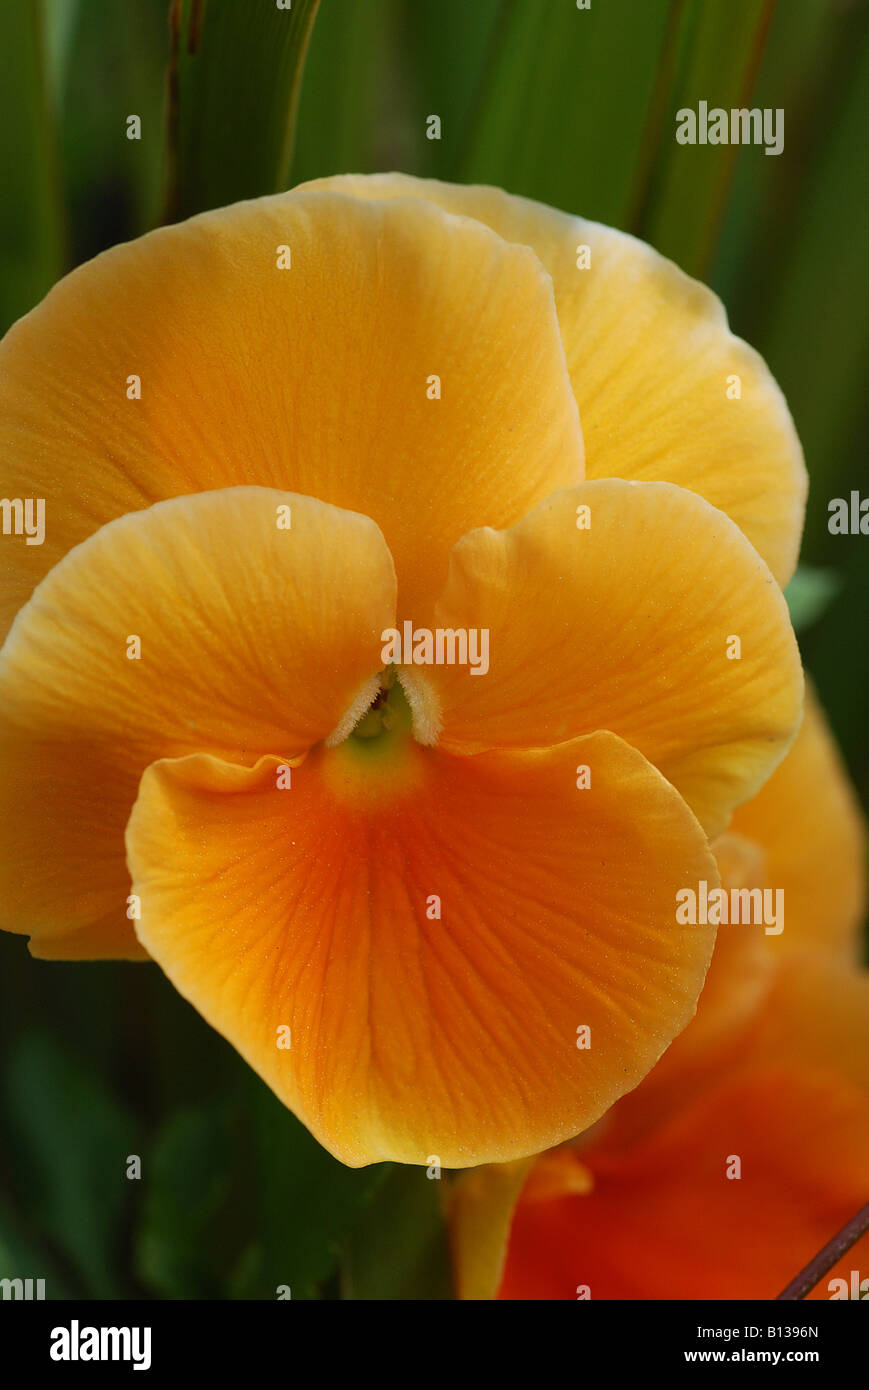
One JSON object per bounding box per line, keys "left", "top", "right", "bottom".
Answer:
{"left": 126, "top": 731, "right": 717, "bottom": 1167}
{"left": 301, "top": 173, "right": 806, "bottom": 586}
{"left": 0, "top": 188, "right": 583, "bottom": 638}
{"left": 421, "top": 479, "right": 803, "bottom": 837}
{"left": 0, "top": 487, "right": 395, "bottom": 958}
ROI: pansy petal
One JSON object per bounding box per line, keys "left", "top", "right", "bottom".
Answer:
{"left": 422, "top": 479, "right": 803, "bottom": 836}
{"left": 0, "top": 487, "right": 395, "bottom": 958}
{"left": 603, "top": 832, "right": 779, "bottom": 1148}
{"left": 587, "top": 947, "right": 869, "bottom": 1165}
{"left": 1, "top": 740, "right": 149, "bottom": 960}
{"left": 729, "top": 684, "right": 867, "bottom": 960}
{"left": 598, "top": 708, "right": 867, "bottom": 1147}
{"left": 301, "top": 173, "right": 805, "bottom": 586}
{"left": 126, "top": 731, "right": 717, "bottom": 1168}
{"left": 499, "top": 1068, "right": 869, "bottom": 1300}
{"left": 742, "top": 955, "right": 869, "bottom": 1096}
{"left": 600, "top": 877, "right": 777, "bottom": 1152}
{"left": 0, "top": 189, "right": 583, "bottom": 638}
{"left": 699, "top": 834, "right": 777, "bottom": 1050}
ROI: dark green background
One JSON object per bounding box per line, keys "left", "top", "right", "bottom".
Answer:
{"left": 1, "top": 0, "right": 867, "bottom": 1298}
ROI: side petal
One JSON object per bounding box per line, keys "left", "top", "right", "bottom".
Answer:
{"left": 0, "top": 189, "right": 583, "bottom": 637}
{"left": 422, "top": 479, "right": 803, "bottom": 837}
{"left": 125, "top": 732, "right": 718, "bottom": 1168}
{"left": 729, "top": 683, "right": 867, "bottom": 960}
{"left": 300, "top": 173, "right": 805, "bottom": 586}
{"left": 0, "top": 488, "right": 395, "bottom": 958}
{"left": 499, "top": 1068, "right": 869, "bottom": 1300}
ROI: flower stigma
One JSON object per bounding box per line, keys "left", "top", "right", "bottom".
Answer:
{"left": 348, "top": 667, "right": 413, "bottom": 747}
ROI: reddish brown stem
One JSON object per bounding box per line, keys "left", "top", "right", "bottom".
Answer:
{"left": 777, "top": 1200, "right": 869, "bottom": 1300}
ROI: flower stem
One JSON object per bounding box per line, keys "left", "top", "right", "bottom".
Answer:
{"left": 777, "top": 1200, "right": 869, "bottom": 1300}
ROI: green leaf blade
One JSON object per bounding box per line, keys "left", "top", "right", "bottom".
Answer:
{"left": 0, "top": 0, "right": 65, "bottom": 332}
{"left": 458, "top": 0, "right": 674, "bottom": 227}
{"left": 167, "top": 0, "right": 321, "bottom": 221}
{"left": 636, "top": 0, "right": 777, "bottom": 274}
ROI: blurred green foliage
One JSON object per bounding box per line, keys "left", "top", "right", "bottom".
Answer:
{"left": 0, "top": 0, "right": 867, "bottom": 1300}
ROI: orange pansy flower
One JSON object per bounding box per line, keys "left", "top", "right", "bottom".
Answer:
{"left": 0, "top": 177, "right": 804, "bottom": 1166}
{"left": 452, "top": 691, "right": 868, "bottom": 1295}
